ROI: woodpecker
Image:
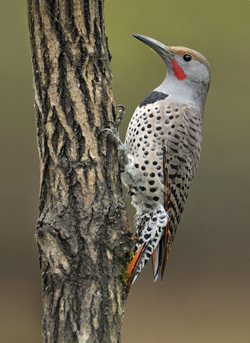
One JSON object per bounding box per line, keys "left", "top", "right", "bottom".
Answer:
{"left": 103, "top": 34, "right": 210, "bottom": 285}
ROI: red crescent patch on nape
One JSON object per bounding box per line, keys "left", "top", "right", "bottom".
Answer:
{"left": 171, "top": 60, "right": 186, "bottom": 80}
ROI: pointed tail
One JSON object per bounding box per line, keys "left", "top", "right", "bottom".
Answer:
{"left": 126, "top": 206, "right": 169, "bottom": 285}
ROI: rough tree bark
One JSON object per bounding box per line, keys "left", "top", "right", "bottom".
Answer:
{"left": 27, "top": 1, "right": 132, "bottom": 342}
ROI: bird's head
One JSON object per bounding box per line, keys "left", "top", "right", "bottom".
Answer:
{"left": 133, "top": 33, "right": 211, "bottom": 109}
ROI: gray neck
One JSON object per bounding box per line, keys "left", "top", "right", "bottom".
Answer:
{"left": 155, "top": 73, "right": 207, "bottom": 112}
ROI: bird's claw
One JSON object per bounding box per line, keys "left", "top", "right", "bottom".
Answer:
{"left": 100, "top": 104, "right": 125, "bottom": 140}
{"left": 116, "top": 104, "right": 125, "bottom": 128}
{"left": 100, "top": 104, "right": 129, "bottom": 169}
{"left": 100, "top": 129, "right": 129, "bottom": 171}
{"left": 108, "top": 120, "right": 117, "bottom": 128}
{"left": 100, "top": 126, "right": 120, "bottom": 143}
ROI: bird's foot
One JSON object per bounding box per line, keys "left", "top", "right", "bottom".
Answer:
{"left": 100, "top": 105, "right": 128, "bottom": 170}
{"left": 100, "top": 126, "right": 129, "bottom": 171}
{"left": 101, "top": 122, "right": 121, "bottom": 146}
{"left": 115, "top": 104, "right": 125, "bottom": 129}
{"left": 100, "top": 104, "right": 125, "bottom": 140}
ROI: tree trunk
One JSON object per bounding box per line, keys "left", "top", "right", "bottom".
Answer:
{"left": 27, "top": 1, "right": 132, "bottom": 342}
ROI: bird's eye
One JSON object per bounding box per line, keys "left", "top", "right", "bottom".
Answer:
{"left": 183, "top": 54, "right": 192, "bottom": 62}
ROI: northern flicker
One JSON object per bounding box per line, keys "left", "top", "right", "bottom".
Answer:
{"left": 103, "top": 34, "right": 210, "bottom": 285}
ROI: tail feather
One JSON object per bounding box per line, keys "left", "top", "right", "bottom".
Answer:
{"left": 152, "top": 227, "right": 171, "bottom": 282}
{"left": 126, "top": 205, "right": 169, "bottom": 285}
{"left": 126, "top": 243, "right": 147, "bottom": 285}
{"left": 160, "top": 224, "right": 170, "bottom": 281}
{"left": 152, "top": 246, "right": 160, "bottom": 282}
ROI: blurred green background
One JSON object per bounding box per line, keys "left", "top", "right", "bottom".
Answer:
{"left": 0, "top": 0, "right": 249, "bottom": 342}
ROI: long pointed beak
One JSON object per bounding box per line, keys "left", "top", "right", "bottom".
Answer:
{"left": 133, "top": 33, "right": 173, "bottom": 58}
